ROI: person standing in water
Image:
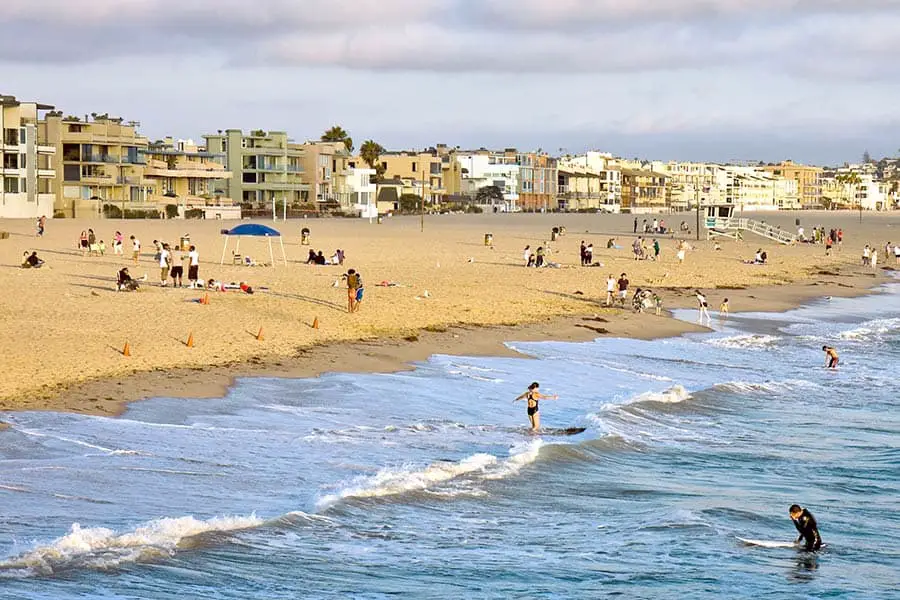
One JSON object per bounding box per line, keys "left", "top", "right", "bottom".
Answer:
{"left": 823, "top": 345, "right": 839, "bottom": 369}
{"left": 789, "top": 504, "right": 822, "bottom": 551}
{"left": 513, "top": 382, "right": 558, "bottom": 431}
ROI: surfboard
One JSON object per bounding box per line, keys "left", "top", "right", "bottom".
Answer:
{"left": 530, "top": 427, "right": 586, "bottom": 436}
{"left": 737, "top": 537, "right": 798, "bottom": 549}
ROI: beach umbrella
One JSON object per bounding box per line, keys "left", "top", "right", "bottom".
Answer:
{"left": 219, "top": 223, "right": 287, "bottom": 267}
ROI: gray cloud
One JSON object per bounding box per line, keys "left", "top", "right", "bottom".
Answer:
{"left": 1, "top": 0, "right": 899, "bottom": 79}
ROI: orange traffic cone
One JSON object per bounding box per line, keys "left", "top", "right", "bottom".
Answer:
{"left": 186, "top": 332, "right": 194, "bottom": 348}
{"left": 312, "top": 317, "right": 320, "bottom": 330}
{"left": 256, "top": 327, "right": 264, "bottom": 341}
{"left": 123, "top": 341, "right": 131, "bottom": 357}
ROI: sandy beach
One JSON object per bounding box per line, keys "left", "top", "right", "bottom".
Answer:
{"left": 0, "top": 211, "right": 896, "bottom": 415}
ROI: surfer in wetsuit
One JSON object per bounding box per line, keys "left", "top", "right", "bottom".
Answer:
{"left": 513, "top": 382, "right": 558, "bottom": 431}
{"left": 822, "top": 345, "right": 839, "bottom": 369}
{"left": 789, "top": 504, "right": 822, "bottom": 551}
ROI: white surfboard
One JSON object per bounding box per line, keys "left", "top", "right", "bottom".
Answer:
{"left": 737, "top": 537, "right": 798, "bottom": 549}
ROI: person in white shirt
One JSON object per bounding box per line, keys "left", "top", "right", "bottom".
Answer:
{"left": 695, "top": 290, "right": 712, "bottom": 324}
{"left": 523, "top": 245, "right": 533, "bottom": 267}
{"left": 159, "top": 243, "right": 171, "bottom": 286}
{"left": 871, "top": 249, "right": 878, "bottom": 270}
{"left": 605, "top": 274, "right": 616, "bottom": 306}
{"left": 862, "top": 245, "right": 870, "bottom": 266}
{"left": 894, "top": 244, "right": 900, "bottom": 265}
{"left": 131, "top": 236, "right": 141, "bottom": 265}
{"left": 187, "top": 245, "right": 200, "bottom": 288}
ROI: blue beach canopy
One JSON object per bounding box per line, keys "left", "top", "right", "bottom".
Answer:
{"left": 220, "top": 223, "right": 287, "bottom": 266}
{"left": 224, "top": 224, "right": 282, "bottom": 237}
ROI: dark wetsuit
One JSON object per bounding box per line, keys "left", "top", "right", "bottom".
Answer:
{"left": 526, "top": 391, "right": 539, "bottom": 416}
{"left": 792, "top": 509, "right": 822, "bottom": 551}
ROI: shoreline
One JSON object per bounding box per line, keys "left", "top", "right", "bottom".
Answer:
{"left": 3, "top": 266, "right": 889, "bottom": 420}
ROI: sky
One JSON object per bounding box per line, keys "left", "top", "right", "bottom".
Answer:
{"left": 2, "top": 0, "right": 899, "bottom": 165}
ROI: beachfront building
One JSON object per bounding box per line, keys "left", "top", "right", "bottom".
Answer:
{"left": 203, "top": 129, "right": 307, "bottom": 210}
{"left": 762, "top": 161, "right": 823, "bottom": 209}
{"left": 0, "top": 95, "right": 56, "bottom": 218}
{"left": 339, "top": 166, "right": 377, "bottom": 218}
{"left": 558, "top": 152, "right": 622, "bottom": 212}
{"left": 662, "top": 162, "right": 727, "bottom": 211}
{"left": 620, "top": 168, "right": 669, "bottom": 213}
{"left": 826, "top": 166, "right": 889, "bottom": 211}
{"left": 140, "top": 138, "right": 233, "bottom": 214}
{"left": 517, "top": 152, "right": 558, "bottom": 212}
{"left": 456, "top": 149, "right": 520, "bottom": 212}
{"left": 723, "top": 167, "right": 799, "bottom": 211}
{"left": 371, "top": 150, "right": 451, "bottom": 205}
{"left": 297, "top": 140, "right": 349, "bottom": 209}
{"left": 42, "top": 113, "right": 149, "bottom": 218}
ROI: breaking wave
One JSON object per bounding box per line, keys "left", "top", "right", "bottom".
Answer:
{"left": 316, "top": 440, "right": 544, "bottom": 510}
{"left": 838, "top": 318, "right": 900, "bottom": 341}
{"left": 0, "top": 514, "right": 264, "bottom": 577}
{"left": 704, "top": 334, "right": 781, "bottom": 350}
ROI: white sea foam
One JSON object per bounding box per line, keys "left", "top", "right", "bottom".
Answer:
{"left": 714, "top": 380, "right": 818, "bottom": 395}
{"left": 0, "top": 514, "right": 264, "bottom": 576}
{"left": 704, "top": 334, "right": 781, "bottom": 350}
{"left": 619, "top": 385, "right": 692, "bottom": 408}
{"left": 447, "top": 370, "right": 505, "bottom": 383}
{"left": 316, "top": 440, "right": 544, "bottom": 510}
{"left": 16, "top": 429, "right": 146, "bottom": 456}
{"left": 838, "top": 318, "right": 900, "bottom": 341}
{"left": 600, "top": 363, "right": 673, "bottom": 382}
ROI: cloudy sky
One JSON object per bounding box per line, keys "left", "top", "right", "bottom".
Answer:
{"left": 2, "top": 0, "right": 899, "bottom": 164}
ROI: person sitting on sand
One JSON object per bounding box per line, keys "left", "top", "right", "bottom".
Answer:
{"left": 607, "top": 238, "right": 617, "bottom": 249}
{"left": 117, "top": 267, "right": 140, "bottom": 291}
{"left": 306, "top": 249, "right": 318, "bottom": 264}
{"left": 22, "top": 251, "right": 44, "bottom": 268}
{"left": 315, "top": 251, "right": 328, "bottom": 266}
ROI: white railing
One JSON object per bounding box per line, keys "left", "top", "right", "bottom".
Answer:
{"left": 706, "top": 217, "right": 796, "bottom": 244}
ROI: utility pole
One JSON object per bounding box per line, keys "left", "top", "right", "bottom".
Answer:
{"left": 694, "top": 177, "right": 700, "bottom": 242}
{"left": 420, "top": 160, "right": 426, "bottom": 233}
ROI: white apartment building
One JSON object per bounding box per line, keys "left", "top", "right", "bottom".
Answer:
{"left": 0, "top": 95, "right": 56, "bottom": 218}
{"left": 724, "top": 166, "right": 799, "bottom": 211}
{"left": 834, "top": 166, "right": 889, "bottom": 210}
{"left": 456, "top": 151, "right": 520, "bottom": 211}
{"left": 662, "top": 162, "right": 727, "bottom": 210}
{"left": 341, "top": 166, "right": 377, "bottom": 218}
{"left": 558, "top": 152, "right": 622, "bottom": 211}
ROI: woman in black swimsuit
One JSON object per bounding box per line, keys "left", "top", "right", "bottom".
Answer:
{"left": 513, "top": 382, "right": 558, "bottom": 431}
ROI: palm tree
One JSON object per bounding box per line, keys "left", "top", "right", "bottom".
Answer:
{"left": 321, "top": 125, "right": 353, "bottom": 153}
{"left": 360, "top": 140, "right": 385, "bottom": 171}
{"left": 837, "top": 171, "right": 863, "bottom": 221}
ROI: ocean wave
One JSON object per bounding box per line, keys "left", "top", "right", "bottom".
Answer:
{"left": 447, "top": 370, "right": 505, "bottom": 383}
{"left": 704, "top": 334, "right": 781, "bottom": 350}
{"left": 599, "top": 363, "right": 673, "bottom": 382}
{"left": 610, "top": 385, "right": 693, "bottom": 410}
{"left": 316, "top": 440, "right": 544, "bottom": 510}
{"left": 838, "top": 318, "right": 900, "bottom": 341}
{"left": 15, "top": 429, "right": 148, "bottom": 456}
{"left": 713, "top": 380, "right": 818, "bottom": 395}
{"left": 0, "top": 514, "right": 263, "bottom": 577}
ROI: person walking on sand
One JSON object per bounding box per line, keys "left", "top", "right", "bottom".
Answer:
{"left": 79, "top": 230, "right": 89, "bottom": 256}
{"left": 605, "top": 274, "right": 616, "bottom": 306}
{"left": 696, "top": 290, "right": 712, "bottom": 324}
{"left": 513, "top": 381, "right": 558, "bottom": 431}
{"left": 616, "top": 273, "right": 629, "bottom": 307}
{"left": 159, "top": 243, "right": 171, "bottom": 286}
{"left": 37, "top": 215, "right": 46, "bottom": 237}
{"left": 344, "top": 268, "right": 362, "bottom": 313}
{"left": 113, "top": 231, "right": 124, "bottom": 255}
{"left": 580, "top": 240, "right": 587, "bottom": 266}
{"left": 825, "top": 234, "right": 833, "bottom": 256}
{"left": 585, "top": 243, "right": 593, "bottom": 265}
{"left": 862, "top": 245, "right": 870, "bottom": 266}
{"left": 823, "top": 345, "right": 839, "bottom": 369}
{"left": 894, "top": 243, "right": 900, "bottom": 265}
{"left": 653, "top": 238, "right": 660, "bottom": 261}
{"left": 131, "top": 235, "right": 141, "bottom": 264}
{"left": 633, "top": 217, "right": 638, "bottom": 234}
{"left": 871, "top": 248, "right": 878, "bottom": 270}
{"left": 187, "top": 245, "right": 200, "bottom": 288}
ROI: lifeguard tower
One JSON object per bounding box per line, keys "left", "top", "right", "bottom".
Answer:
{"left": 704, "top": 204, "right": 795, "bottom": 245}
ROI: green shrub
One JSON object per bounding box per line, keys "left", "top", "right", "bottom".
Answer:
{"left": 185, "top": 208, "right": 204, "bottom": 219}
{"left": 165, "top": 204, "right": 179, "bottom": 219}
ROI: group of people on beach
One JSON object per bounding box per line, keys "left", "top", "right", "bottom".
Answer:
{"left": 862, "top": 242, "right": 900, "bottom": 267}
{"left": 633, "top": 217, "right": 669, "bottom": 235}
{"left": 306, "top": 248, "right": 345, "bottom": 266}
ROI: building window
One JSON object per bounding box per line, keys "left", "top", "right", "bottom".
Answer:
{"left": 411, "top": 162, "right": 417, "bottom": 173}
{"left": 19, "top": 128, "right": 26, "bottom": 144}
{"left": 3, "top": 129, "right": 18, "bottom": 146}
{"left": 3, "top": 177, "right": 18, "bottom": 193}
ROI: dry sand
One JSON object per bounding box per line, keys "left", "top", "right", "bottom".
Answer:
{"left": 0, "top": 211, "right": 896, "bottom": 416}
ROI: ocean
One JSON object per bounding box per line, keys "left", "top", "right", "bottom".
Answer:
{"left": 1, "top": 279, "right": 898, "bottom": 599}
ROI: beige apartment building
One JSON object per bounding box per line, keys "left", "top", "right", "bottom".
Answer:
{"left": 518, "top": 152, "right": 558, "bottom": 212}
{"left": 0, "top": 95, "right": 56, "bottom": 219}
{"left": 620, "top": 169, "right": 669, "bottom": 213}
{"left": 204, "top": 129, "right": 307, "bottom": 209}
{"left": 297, "top": 140, "right": 349, "bottom": 208}
{"left": 43, "top": 113, "right": 149, "bottom": 217}
{"left": 363, "top": 148, "right": 462, "bottom": 205}
{"left": 762, "top": 161, "right": 823, "bottom": 208}
{"left": 141, "top": 138, "right": 233, "bottom": 209}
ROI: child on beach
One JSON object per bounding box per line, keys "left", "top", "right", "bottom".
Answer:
{"left": 720, "top": 298, "right": 729, "bottom": 317}
{"left": 654, "top": 292, "right": 662, "bottom": 316}
{"left": 606, "top": 275, "right": 615, "bottom": 306}
{"left": 131, "top": 236, "right": 141, "bottom": 264}
{"left": 114, "top": 231, "right": 124, "bottom": 255}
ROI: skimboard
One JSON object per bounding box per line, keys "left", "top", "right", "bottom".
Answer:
{"left": 529, "top": 427, "right": 586, "bottom": 436}
{"left": 737, "top": 537, "right": 798, "bottom": 549}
